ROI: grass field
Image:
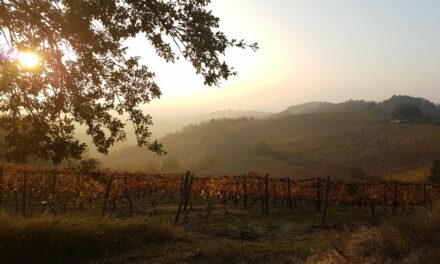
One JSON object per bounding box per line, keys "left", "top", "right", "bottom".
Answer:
{"left": 3, "top": 199, "right": 433, "bottom": 264}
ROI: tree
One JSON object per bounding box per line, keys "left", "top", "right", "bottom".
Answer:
{"left": 391, "top": 104, "right": 423, "bottom": 121}
{"left": 0, "top": 1, "right": 257, "bottom": 164}
{"left": 72, "top": 158, "right": 105, "bottom": 182}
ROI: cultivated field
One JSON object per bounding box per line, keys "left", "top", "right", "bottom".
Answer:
{"left": 1, "top": 164, "right": 439, "bottom": 263}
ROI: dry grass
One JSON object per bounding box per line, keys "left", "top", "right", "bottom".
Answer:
{"left": 0, "top": 213, "right": 189, "bottom": 264}
{"left": 309, "top": 206, "right": 440, "bottom": 264}
{"left": 2, "top": 204, "right": 436, "bottom": 263}
{"left": 385, "top": 165, "right": 431, "bottom": 182}
{"left": 0, "top": 205, "right": 351, "bottom": 264}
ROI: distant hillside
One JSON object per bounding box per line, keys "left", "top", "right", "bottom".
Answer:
{"left": 136, "top": 109, "right": 268, "bottom": 139}
{"left": 278, "top": 95, "right": 440, "bottom": 122}
{"left": 377, "top": 95, "right": 440, "bottom": 121}
{"left": 149, "top": 110, "right": 270, "bottom": 138}
{"left": 279, "top": 100, "right": 373, "bottom": 115}
{"left": 98, "top": 110, "right": 440, "bottom": 181}
{"left": 84, "top": 109, "right": 271, "bottom": 155}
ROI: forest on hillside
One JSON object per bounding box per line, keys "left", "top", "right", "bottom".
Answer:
{"left": 100, "top": 97, "right": 440, "bottom": 181}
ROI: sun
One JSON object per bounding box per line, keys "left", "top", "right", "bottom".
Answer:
{"left": 18, "top": 51, "right": 39, "bottom": 68}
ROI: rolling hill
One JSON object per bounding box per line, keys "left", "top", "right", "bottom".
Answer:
{"left": 278, "top": 95, "right": 440, "bottom": 122}
{"left": 98, "top": 107, "right": 440, "bottom": 181}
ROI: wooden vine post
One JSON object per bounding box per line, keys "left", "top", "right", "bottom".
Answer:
{"left": 382, "top": 183, "right": 387, "bottom": 213}
{"left": 423, "top": 182, "right": 427, "bottom": 208}
{"left": 359, "top": 184, "right": 365, "bottom": 209}
{"left": 183, "top": 173, "right": 193, "bottom": 212}
{"left": 124, "top": 172, "right": 133, "bottom": 217}
{"left": 392, "top": 181, "right": 398, "bottom": 213}
{"left": 287, "top": 177, "right": 293, "bottom": 212}
{"left": 0, "top": 166, "right": 3, "bottom": 207}
{"left": 233, "top": 179, "right": 240, "bottom": 208}
{"left": 315, "top": 178, "right": 321, "bottom": 212}
{"left": 175, "top": 172, "right": 188, "bottom": 222}
{"left": 264, "top": 174, "right": 269, "bottom": 215}
{"left": 179, "top": 174, "right": 185, "bottom": 198}
{"left": 371, "top": 201, "right": 376, "bottom": 218}
{"left": 136, "top": 176, "right": 141, "bottom": 200}
{"left": 51, "top": 170, "right": 57, "bottom": 193}
{"left": 22, "top": 171, "right": 28, "bottom": 216}
{"left": 243, "top": 174, "right": 247, "bottom": 209}
{"left": 321, "top": 176, "right": 330, "bottom": 225}
{"left": 205, "top": 187, "right": 213, "bottom": 221}
{"left": 183, "top": 174, "right": 194, "bottom": 220}
{"left": 175, "top": 171, "right": 191, "bottom": 223}
{"left": 101, "top": 174, "right": 114, "bottom": 218}
{"left": 148, "top": 184, "right": 157, "bottom": 213}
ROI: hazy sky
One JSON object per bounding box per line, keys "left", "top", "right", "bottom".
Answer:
{"left": 126, "top": 0, "right": 440, "bottom": 118}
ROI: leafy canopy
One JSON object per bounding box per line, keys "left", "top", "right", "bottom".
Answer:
{"left": 391, "top": 104, "right": 423, "bottom": 121}
{"left": 0, "top": 0, "right": 257, "bottom": 164}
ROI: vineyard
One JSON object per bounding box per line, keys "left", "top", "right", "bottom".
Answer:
{"left": 1, "top": 164, "right": 439, "bottom": 223}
